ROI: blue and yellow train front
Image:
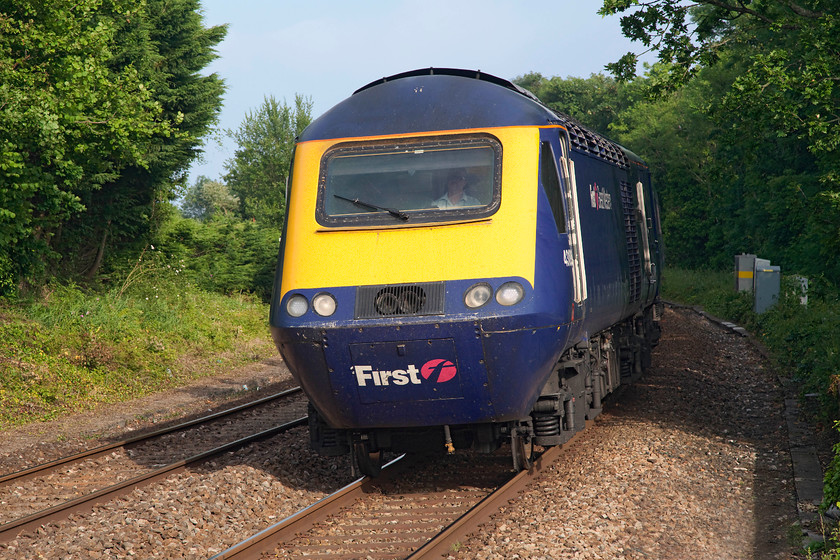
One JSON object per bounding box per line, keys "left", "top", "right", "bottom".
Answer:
{"left": 270, "top": 122, "right": 577, "bottom": 441}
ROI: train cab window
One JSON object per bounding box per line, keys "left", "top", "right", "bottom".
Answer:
{"left": 316, "top": 134, "right": 502, "bottom": 227}
{"left": 540, "top": 142, "right": 566, "bottom": 234}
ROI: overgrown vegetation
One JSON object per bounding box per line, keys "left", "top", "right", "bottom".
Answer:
{"left": 0, "top": 0, "right": 226, "bottom": 289}
{"left": 0, "top": 262, "right": 273, "bottom": 428}
{"left": 0, "top": 2, "right": 307, "bottom": 430}
{"left": 153, "top": 214, "right": 281, "bottom": 302}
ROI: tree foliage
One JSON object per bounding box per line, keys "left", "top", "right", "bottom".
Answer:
{"left": 0, "top": 0, "right": 226, "bottom": 292}
{"left": 224, "top": 95, "right": 313, "bottom": 225}
{"left": 514, "top": 72, "right": 642, "bottom": 137}
{"left": 55, "top": 0, "right": 227, "bottom": 281}
{"left": 600, "top": 0, "right": 840, "bottom": 283}
{"left": 601, "top": 1, "right": 840, "bottom": 175}
{"left": 0, "top": 0, "right": 166, "bottom": 290}
{"left": 181, "top": 176, "right": 239, "bottom": 221}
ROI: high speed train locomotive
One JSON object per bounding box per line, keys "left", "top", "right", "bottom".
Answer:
{"left": 269, "top": 68, "right": 663, "bottom": 476}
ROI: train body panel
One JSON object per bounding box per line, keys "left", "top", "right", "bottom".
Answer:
{"left": 273, "top": 312, "right": 572, "bottom": 429}
{"left": 269, "top": 68, "right": 662, "bottom": 473}
{"left": 574, "top": 151, "right": 637, "bottom": 333}
{"left": 277, "top": 127, "right": 540, "bottom": 294}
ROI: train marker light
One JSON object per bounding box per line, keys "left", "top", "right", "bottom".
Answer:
{"left": 495, "top": 282, "right": 525, "bottom": 306}
{"left": 464, "top": 283, "right": 493, "bottom": 308}
{"left": 312, "top": 293, "right": 337, "bottom": 316}
{"left": 286, "top": 294, "right": 309, "bottom": 317}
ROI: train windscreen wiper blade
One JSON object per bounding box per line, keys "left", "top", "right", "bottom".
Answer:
{"left": 333, "top": 194, "right": 409, "bottom": 221}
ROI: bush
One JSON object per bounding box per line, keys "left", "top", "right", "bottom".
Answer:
{"left": 153, "top": 214, "right": 281, "bottom": 301}
{"left": 661, "top": 266, "right": 755, "bottom": 325}
{"left": 0, "top": 208, "right": 283, "bottom": 428}
{"left": 758, "top": 286, "right": 840, "bottom": 422}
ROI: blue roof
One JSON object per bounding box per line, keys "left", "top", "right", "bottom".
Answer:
{"left": 299, "top": 68, "right": 559, "bottom": 142}
{"left": 298, "top": 68, "right": 640, "bottom": 170}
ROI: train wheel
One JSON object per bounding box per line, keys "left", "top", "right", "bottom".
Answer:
{"left": 511, "top": 434, "right": 533, "bottom": 472}
{"left": 354, "top": 442, "right": 382, "bottom": 477}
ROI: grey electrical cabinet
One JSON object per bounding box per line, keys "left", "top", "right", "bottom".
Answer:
{"left": 734, "top": 253, "right": 781, "bottom": 313}
{"left": 754, "top": 263, "right": 781, "bottom": 314}
{"left": 735, "top": 254, "right": 756, "bottom": 292}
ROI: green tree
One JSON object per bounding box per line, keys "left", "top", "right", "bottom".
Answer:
{"left": 55, "top": 0, "right": 227, "bottom": 281}
{"left": 181, "top": 176, "right": 239, "bottom": 221}
{"left": 609, "top": 70, "right": 723, "bottom": 268}
{"left": 601, "top": 0, "right": 840, "bottom": 282}
{"left": 224, "top": 95, "right": 313, "bottom": 225}
{"left": 514, "top": 72, "right": 642, "bottom": 136}
{"left": 0, "top": 0, "right": 169, "bottom": 292}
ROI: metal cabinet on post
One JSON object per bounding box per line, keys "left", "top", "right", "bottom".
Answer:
{"left": 754, "top": 258, "right": 781, "bottom": 314}
{"left": 735, "top": 254, "right": 756, "bottom": 292}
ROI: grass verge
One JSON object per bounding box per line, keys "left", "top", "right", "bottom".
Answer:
{"left": 0, "top": 273, "right": 274, "bottom": 429}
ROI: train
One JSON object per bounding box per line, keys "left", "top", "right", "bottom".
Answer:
{"left": 269, "top": 68, "right": 664, "bottom": 476}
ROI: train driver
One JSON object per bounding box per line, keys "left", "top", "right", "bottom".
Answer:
{"left": 433, "top": 169, "right": 481, "bottom": 208}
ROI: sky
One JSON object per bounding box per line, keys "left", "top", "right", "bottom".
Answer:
{"left": 188, "top": 0, "right": 648, "bottom": 184}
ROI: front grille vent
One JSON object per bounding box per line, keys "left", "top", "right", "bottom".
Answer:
{"left": 355, "top": 282, "right": 445, "bottom": 319}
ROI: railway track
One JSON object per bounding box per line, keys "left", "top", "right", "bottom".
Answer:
{"left": 0, "top": 309, "right": 797, "bottom": 559}
{"left": 213, "top": 432, "right": 583, "bottom": 560}
{"left": 0, "top": 387, "right": 307, "bottom": 544}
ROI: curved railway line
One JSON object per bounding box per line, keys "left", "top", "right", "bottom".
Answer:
{"left": 1, "top": 376, "right": 589, "bottom": 560}
{"left": 0, "top": 387, "right": 307, "bottom": 544}
{"left": 0, "top": 308, "right": 806, "bottom": 558}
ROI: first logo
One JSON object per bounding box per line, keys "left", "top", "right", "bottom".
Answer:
{"left": 352, "top": 358, "right": 458, "bottom": 387}
{"left": 420, "top": 359, "right": 457, "bottom": 383}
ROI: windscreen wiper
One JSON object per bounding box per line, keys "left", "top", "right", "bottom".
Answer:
{"left": 333, "top": 194, "right": 409, "bottom": 221}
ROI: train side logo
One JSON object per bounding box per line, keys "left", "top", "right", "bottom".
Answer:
{"left": 352, "top": 359, "right": 457, "bottom": 387}
{"left": 589, "top": 183, "right": 612, "bottom": 210}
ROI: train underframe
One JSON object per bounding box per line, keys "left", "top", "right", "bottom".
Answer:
{"left": 308, "top": 303, "right": 663, "bottom": 476}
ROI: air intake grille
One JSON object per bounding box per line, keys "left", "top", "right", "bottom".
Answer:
{"left": 355, "top": 282, "right": 445, "bottom": 319}
{"left": 565, "top": 121, "right": 629, "bottom": 168}
{"left": 551, "top": 116, "right": 629, "bottom": 169}
{"left": 620, "top": 181, "right": 642, "bottom": 303}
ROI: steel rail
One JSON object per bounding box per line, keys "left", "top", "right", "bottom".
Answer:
{"left": 409, "top": 423, "right": 590, "bottom": 559}
{"left": 0, "top": 386, "right": 302, "bottom": 488}
{"left": 406, "top": 446, "right": 563, "bottom": 558}
{"left": 209, "top": 455, "right": 409, "bottom": 560}
{"left": 0, "top": 416, "right": 308, "bottom": 544}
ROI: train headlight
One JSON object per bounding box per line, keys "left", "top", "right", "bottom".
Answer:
{"left": 495, "top": 282, "right": 525, "bottom": 306}
{"left": 464, "top": 283, "right": 493, "bottom": 309}
{"left": 312, "top": 293, "right": 337, "bottom": 316}
{"left": 286, "top": 294, "right": 309, "bottom": 317}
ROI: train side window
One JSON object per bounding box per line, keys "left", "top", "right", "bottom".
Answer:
{"left": 540, "top": 141, "right": 566, "bottom": 234}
